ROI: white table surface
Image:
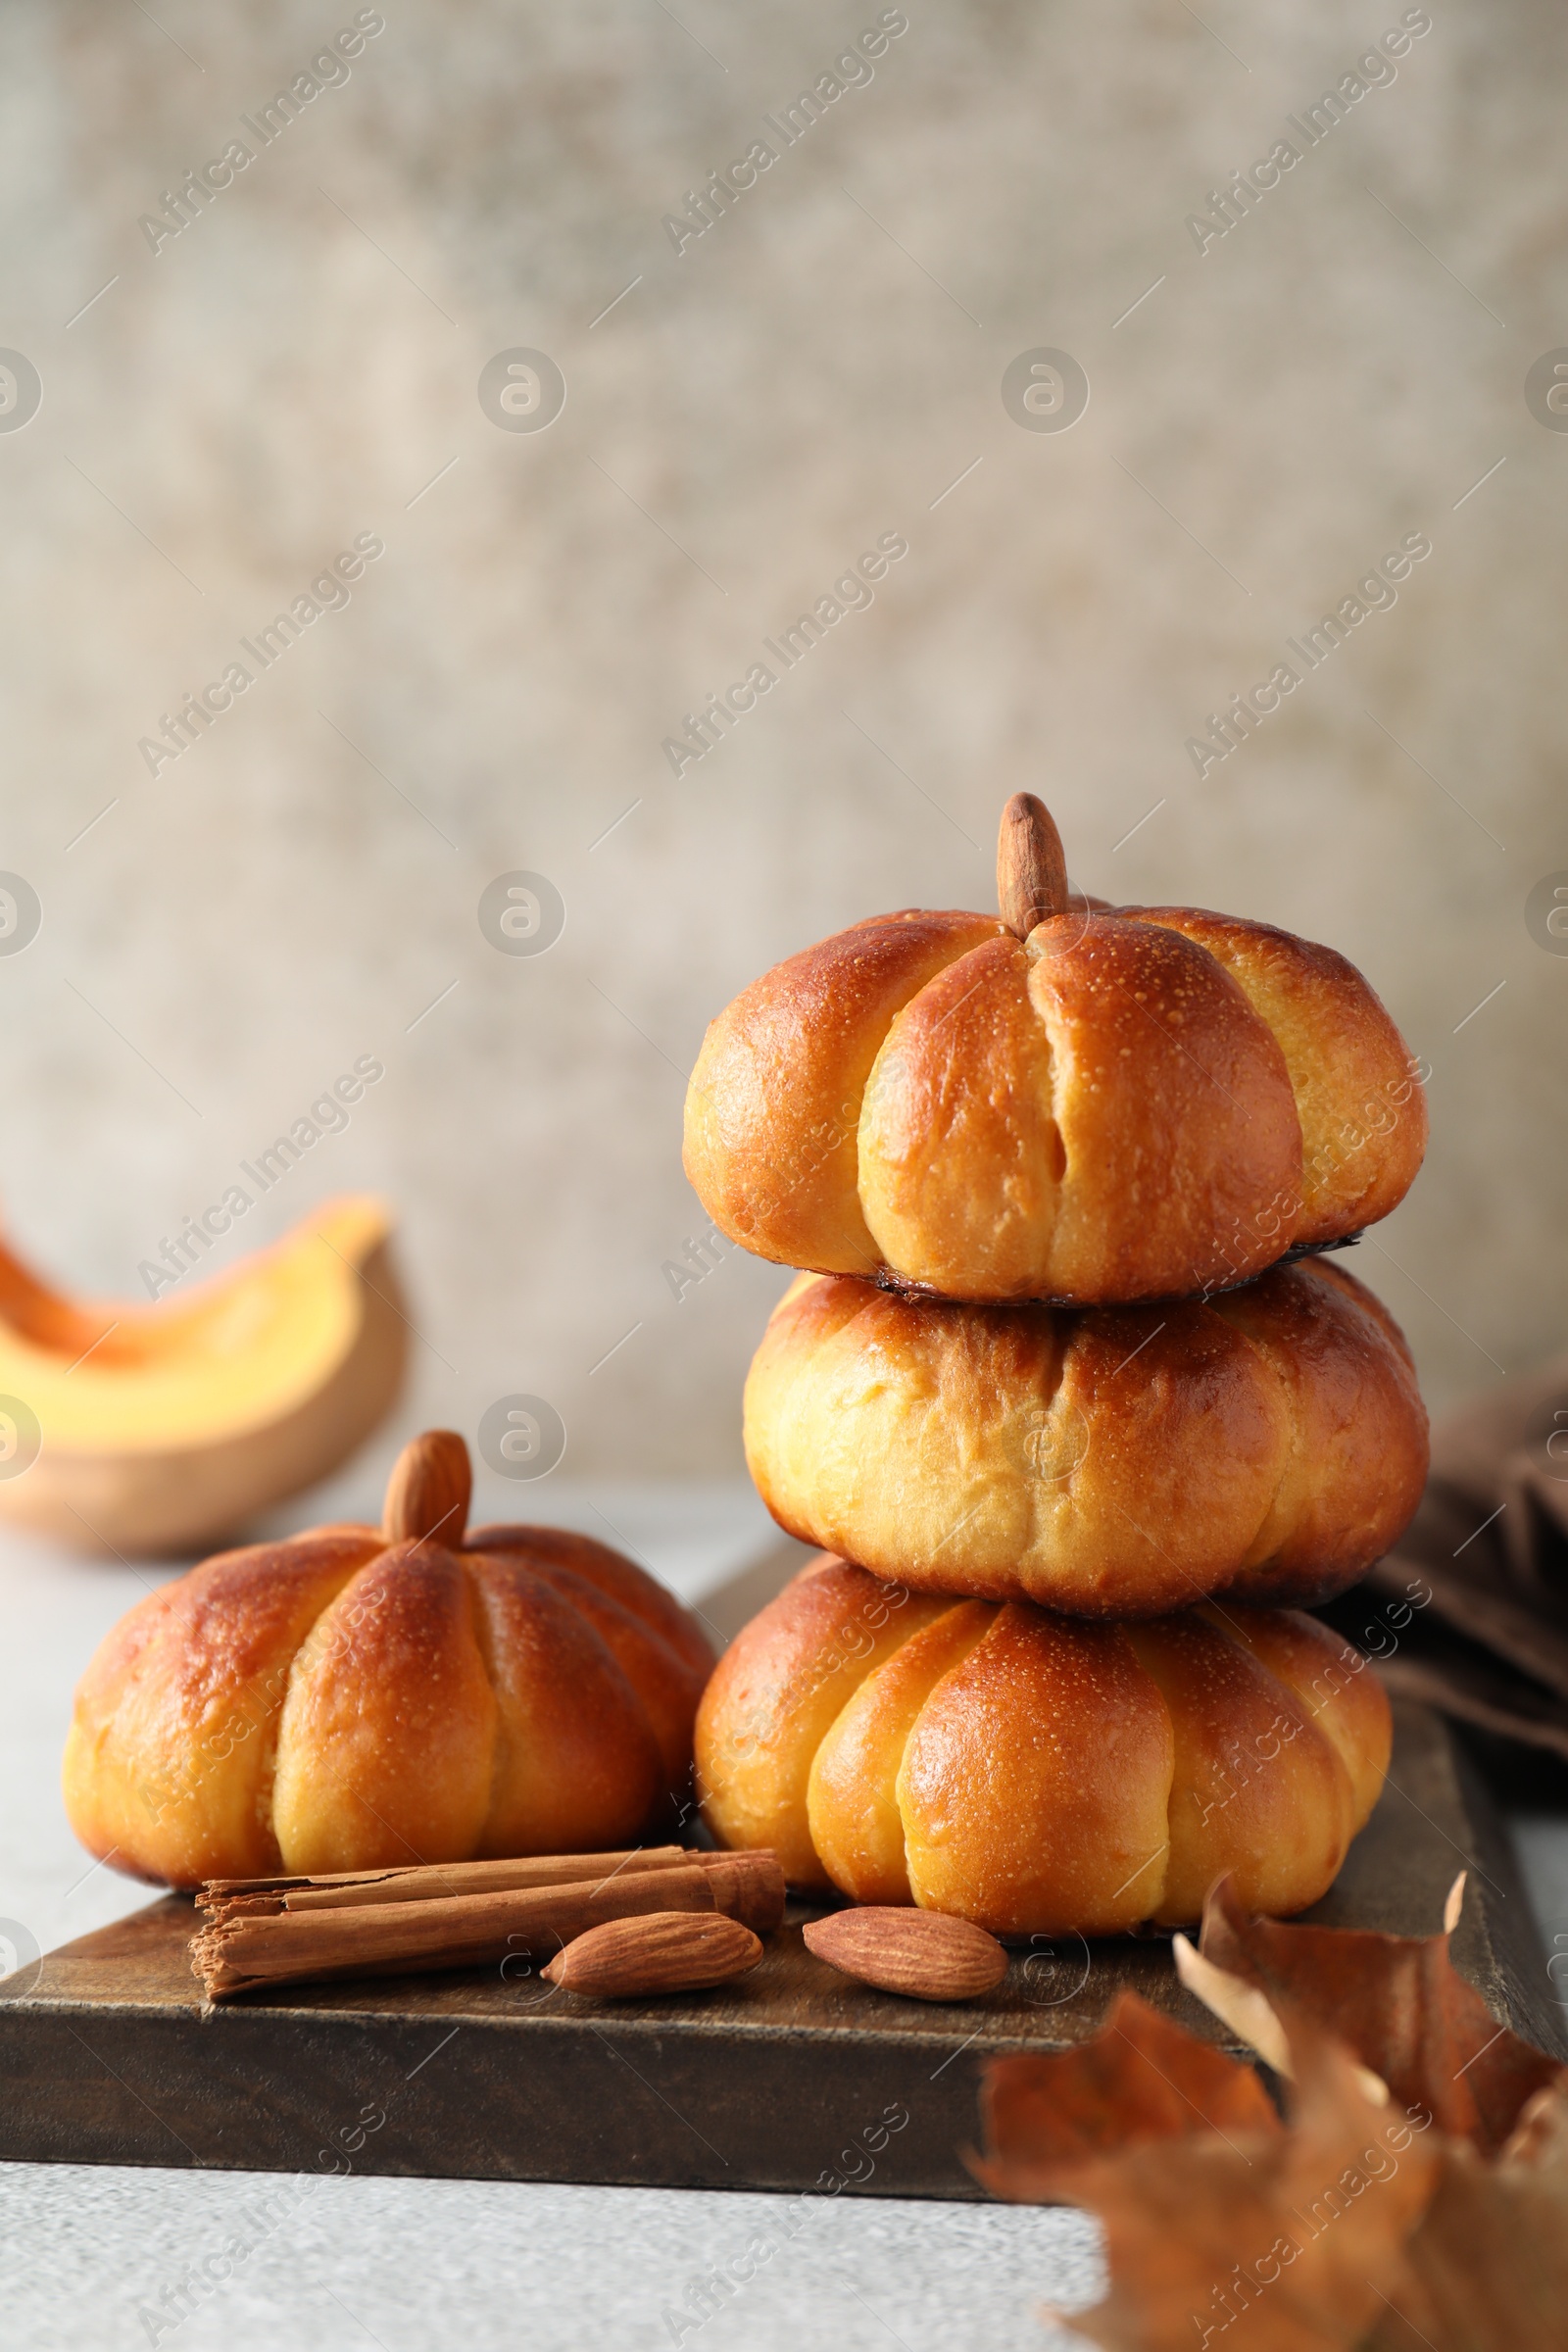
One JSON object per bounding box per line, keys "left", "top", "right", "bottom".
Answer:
{"left": 1, "top": 1480, "right": 1563, "bottom": 2352}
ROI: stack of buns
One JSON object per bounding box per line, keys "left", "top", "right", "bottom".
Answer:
{"left": 686, "top": 797, "right": 1430, "bottom": 1937}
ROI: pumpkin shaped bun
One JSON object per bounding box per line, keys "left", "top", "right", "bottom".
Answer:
{"left": 743, "top": 1258, "right": 1428, "bottom": 1617}
{"left": 684, "top": 797, "right": 1426, "bottom": 1305}
{"left": 63, "top": 1431, "right": 715, "bottom": 1887}
{"left": 695, "top": 1555, "right": 1392, "bottom": 1934}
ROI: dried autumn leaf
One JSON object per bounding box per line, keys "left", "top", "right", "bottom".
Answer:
{"left": 1171, "top": 1936, "right": 1392, "bottom": 2108}
{"left": 1363, "top": 2082, "right": 1568, "bottom": 2352}
{"left": 1173, "top": 1882, "right": 1568, "bottom": 2350}
{"left": 1170, "top": 1934, "right": 1300, "bottom": 2080}
{"left": 974, "top": 1993, "right": 1439, "bottom": 2352}
{"left": 983, "top": 1883, "right": 1568, "bottom": 2352}
{"left": 972, "top": 1989, "right": 1280, "bottom": 2202}
{"left": 1198, "top": 1873, "right": 1563, "bottom": 2154}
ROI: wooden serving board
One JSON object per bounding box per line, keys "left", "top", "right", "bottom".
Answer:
{"left": 0, "top": 1696, "right": 1559, "bottom": 2197}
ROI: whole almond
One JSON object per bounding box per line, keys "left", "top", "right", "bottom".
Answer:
{"left": 543, "top": 1909, "right": 762, "bottom": 1997}
{"left": 803, "top": 1907, "right": 1007, "bottom": 2002}
{"left": 381, "top": 1429, "right": 472, "bottom": 1546}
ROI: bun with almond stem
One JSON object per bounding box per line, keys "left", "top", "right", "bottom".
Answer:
{"left": 683, "top": 795, "right": 1426, "bottom": 1304}
{"left": 695, "top": 1556, "right": 1392, "bottom": 1935}
{"left": 743, "top": 1258, "right": 1428, "bottom": 1618}
{"left": 62, "top": 1431, "right": 716, "bottom": 1886}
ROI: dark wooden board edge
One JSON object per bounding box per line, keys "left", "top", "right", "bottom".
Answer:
{"left": 0, "top": 1967, "right": 1100, "bottom": 2201}
{"left": 1308, "top": 1695, "right": 1566, "bottom": 2058}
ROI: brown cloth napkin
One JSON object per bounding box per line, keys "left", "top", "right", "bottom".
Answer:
{"left": 1320, "top": 1353, "right": 1568, "bottom": 1765}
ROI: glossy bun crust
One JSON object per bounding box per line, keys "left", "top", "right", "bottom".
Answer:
{"left": 744, "top": 1260, "right": 1427, "bottom": 1618}
{"left": 696, "top": 1557, "right": 1391, "bottom": 1934}
{"left": 64, "top": 1517, "right": 715, "bottom": 1887}
{"left": 684, "top": 903, "right": 1426, "bottom": 1304}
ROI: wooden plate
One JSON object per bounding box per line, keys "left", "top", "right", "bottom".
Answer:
{"left": 0, "top": 1696, "right": 1557, "bottom": 2196}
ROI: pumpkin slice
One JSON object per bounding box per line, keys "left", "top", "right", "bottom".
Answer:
{"left": 0, "top": 1195, "right": 405, "bottom": 1555}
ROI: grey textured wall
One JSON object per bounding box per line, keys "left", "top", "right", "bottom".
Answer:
{"left": 0, "top": 0, "right": 1561, "bottom": 1492}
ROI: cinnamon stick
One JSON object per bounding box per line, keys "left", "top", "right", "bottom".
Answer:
{"left": 700, "top": 1851, "right": 787, "bottom": 1936}
{"left": 206, "top": 1846, "right": 693, "bottom": 1913}
{"left": 190, "top": 1848, "right": 784, "bottom": 1999}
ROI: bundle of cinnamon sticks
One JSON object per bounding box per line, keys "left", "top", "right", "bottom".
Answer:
{"left": 190, "top": 1845, "right": 784, "bottom": 2000}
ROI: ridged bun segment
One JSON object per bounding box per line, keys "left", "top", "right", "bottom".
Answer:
{"left": 743, "top": 1260, "right": 1428, "bottom": 1619}
{"left": 62, "top": 1435, "right": 715, "bottom": 1887}
{"left": 683, "top": 908, "right": 1002, "bottom": 1278}
{"left": 695, "top": 1557, "right": 1392, "bottom": 1935}
{"left": 1130, "top": 906, "right": 1429, "bottom": 1247}
{"left": 682, "top": 801, "right": 1425, "bottom": 1305}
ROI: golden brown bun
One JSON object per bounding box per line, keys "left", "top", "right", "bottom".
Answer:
{"left": 695, "top": 1557, "right": 1391, "bottom": 1933}
{"left": 62, "top": 1435, "right": 716, "bottom": 1887}
{"left": 744, "top": 1260, "right": 1428, "bottom": 1617}
{"left": 684, "top": 899, "right": 1424, "bottom": 1305}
